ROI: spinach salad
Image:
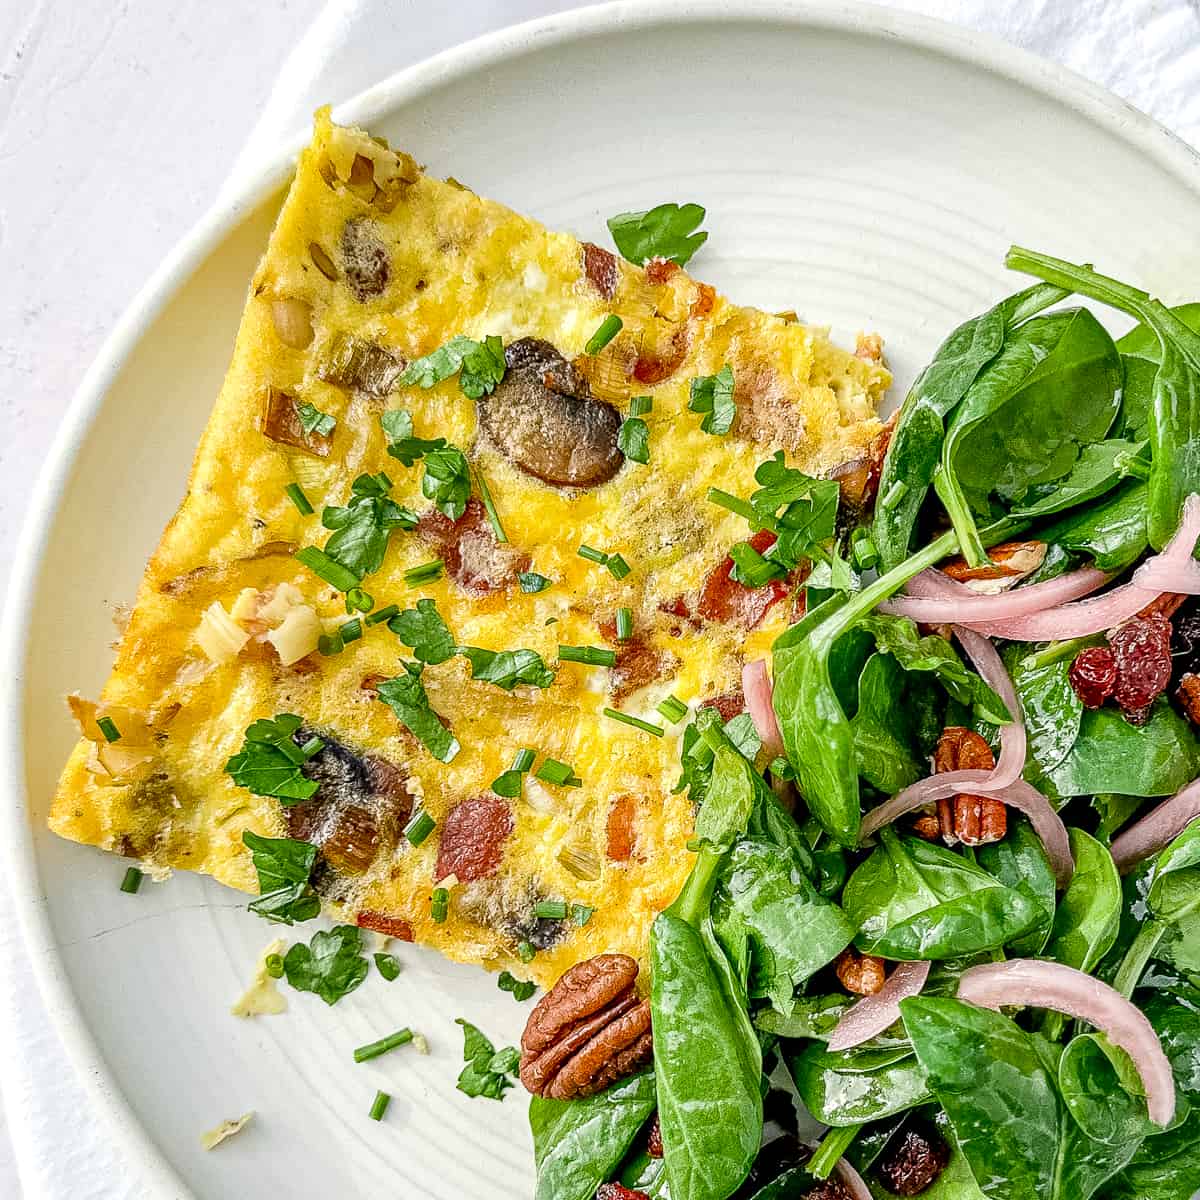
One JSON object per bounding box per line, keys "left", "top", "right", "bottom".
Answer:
{"left": 526, "top": 248, "right": 1200, "bottom": 1200}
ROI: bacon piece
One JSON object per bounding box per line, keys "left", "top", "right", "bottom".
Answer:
{"left": 606, "top": 794, "right": 639, "bottom": 862}
{"left": 582, "top": 243, "right": 619, "bottom": 299}
{"left": 633, "top": 327, "right": 687, "bottom": 385}
{"left": 596, "top": 621, "right": 680, "bottom": 704}
{"left": 644, "top": 257, "right": 679, "bottom": 285}
{"left": 691, "top": 282, "right": 716, "bottom": 319}
{"left": 417, "top": 497, "right": 530, "bottom": 595}
{"left": 698, "top": 529, "right": 790, "bottom": 629}
{"left": 356, "top": 911, "right": 414, "bottom": 941}
{"left": 436, "top": 796, "right": 514, "bottom": 882}
{"left": 702, "top": 690, "right": 746, "bottom": 723}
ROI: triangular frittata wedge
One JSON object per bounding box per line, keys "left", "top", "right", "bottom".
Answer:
{"left": 51, "top": 110, "right": 888, "bottom": 985}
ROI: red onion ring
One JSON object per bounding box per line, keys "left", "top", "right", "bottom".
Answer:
{"left": 957, "top": 960, "right": 1176, "bottom": 1127}
{"left": 832, "top": 1156, "right": 873, "bottom": 1200}
{"left": 953, "top": 627, "right": 1026, "bottom": 787}
{"left": 881, "top": 565, "right": 1108, "bottom": 622}
{"left": 826, "top": 961, "right": 931, "bottom": 1052}
{"left": 743, "top": 658, "right": 784, "bottom": 760}
{"left": 952, "top": 579, "right": 1156, "bottom": 641}
{"left": 1110, "top": 777, "right": 1200, "bottom": 874}
{"left": 1132, "top": 556, "right": 1200, "bottom": 595}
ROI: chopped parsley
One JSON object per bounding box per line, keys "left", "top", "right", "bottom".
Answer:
{"left": 399, "top": 334, "right": 506, "bottom": 399}
{"left": 241, "top": 830, "right": 320, "bottom": 924}
{"left": 454, "top": 1019, "right": 520, "bottom": 1100}
{"left": 617, "top": 415, "right": 650, "bottom": 464}
{"left": 518, "top": 571, "right": 551, "bottom": 593}
{"left": 460, "top": 646, "right": 555, "bottom": 690}
{"left": 585, "top": 315, "right": 623, "bottom": 355}
{"left": 607, "top": 202, "right": 708, "bottom": 267}
{"left": 688, "top": 365, "right": 736, "bottom": 436}
{"left": 422, "top": 445, "right": 472, "bottom": 520}
{"left": 295, "top": 399, "right": 336, "bottom": 437}
{"left": 225, "top": 714, "right": 322, "bottom": 803}
{"left": 497, "top": 971, "right": 536, "bottom": 1002}
{"left": 376, "top": 664, "right": 461, "bottom": 763}
{"left": 282, "top": 924, "right": 369, "bottom": 1006}
{"left": 380, "top": 409, "right": 444, "bottom": 467}
{"left": 373, "top": 952, "right": 401, "bottom": 981}
{"left": 300, "top": 472, "right": 416, "bottom": 586}
{"left": 388, "top": 598, "right": 457, "bottom": 665}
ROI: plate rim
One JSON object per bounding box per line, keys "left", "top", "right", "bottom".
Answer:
{"left": 4, "top": 1, "right": 1200, "bottom": 1194}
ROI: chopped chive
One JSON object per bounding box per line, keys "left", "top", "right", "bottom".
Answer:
{"left": 296, "top": 546, "right": 360, "bottom": 591}
{"left": 345, "top": 586, "right": 374, "bottom": 614}
{"left": 491, "top": 770, "right": 523, "bottom": 798}
{"left": 264, "top": 953, "right": 284, "bottom": 978}
{"left": 585, "top": 314, "right": 623, "bottom": 355}
{"left": 577, "top": 544, "right": 608, "bottom": 564}
{"left": 404, "top": 810, "right": 436, "bottom": 847}
{"left": 368, "top": 1091, "right": 391, "bottom": 1122}
{"left": 881, "top": 480, "right": 908, "bottom": 510}
{"left": 340, "top": 618, "right": 363, "bottom": 643}
{"left": 285, "top": 482, "right": 314, "bottom": 516}
{"left": 535, "top": 758, "right": 581, "bottom": 787}
{"left": 851, "top": 530, "right": 879, "bottom": 571}
{"left": 365, "top": 603, "right": 400, "bottom": 626}
{"left": 96, "top": 715, "right": 121, "bottom": 743}
{"left": 571, "top": 903, "right": 594, "bottom": 927}
{"left": 615, "top": 607, "right": 633, "bottom": 641}
{"left": 517, "top": 940, "right": 536, "bottom": 963}
{"left": 354, "top": 1027, "right": 415, "bottom": 1064}
{"left": 705, "top": 487, "right": 781, "bottom": 531}
{"left": 606, "top": 553, "right": 631, "bottom": 580}
{"left": 404, "top": 559, "right": 445, "bottom": 588}
{"left": 656, "top": 694, "right": 688, "bottom": 724}
{"left": 374, "top": 952, "right": 401, "bottom": 981}
{"left": 298, "top": 735, "right": 325, "bottom": 758}
{"left": 431, "top": 887, "right": 449, "bottom": 923}
{"left": 512, "top": 748, "right": 536, "bottom": 773}
{"left": 603, "top": 707, "right": 665, "bottom": 737}
{"left": 534, "top": 899, "right": 568, "bottom": 920}
{"left": 518, "top": 571, "right": 551, "bottom": 593}
{"left": 318, "top": 631, "right": 344, "bottom": 656}
{"left": 119, "top": 866, "right": 143, "bottom": 894}
{"left": 473, "top": 467, "right": 507, "bottom": 544}
{"left": 559, "top": 644, "right": 617, "bottom": 667}
{"left": 629, "top": 395, "right": 652, "bottom": 418}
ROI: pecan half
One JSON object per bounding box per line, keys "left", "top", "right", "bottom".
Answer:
{"left": 835, "top": 948, "right": 887, "bottom": 996}
{"left": 1178, "top": 673, "right": 1200, "bottom": 725}
{"left": 520, "top": 954, "right": 653, "bottom": 1100}
{"left": 933, "top": 727, "right": 1006, "bottom": 846}
{"left": 941, "top": 540, "right": 1046, "bottom": 593}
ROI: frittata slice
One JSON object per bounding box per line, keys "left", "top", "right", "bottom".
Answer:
{"left": 50, "top": 110, "right": 889, "bottom": 986}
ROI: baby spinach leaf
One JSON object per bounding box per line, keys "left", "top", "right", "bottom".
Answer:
{"left": 455, "top": 1018, "right": 519, "bottom": 1100}
{"left": 529, "top": 1072, "right": 657, "bottom": 1200}
{"left": 241, "top": 831, "right": 320, "bottom": 925}
{"left": 1044, "top": 828, "right": 1121, "bottom": 974}
{"left": 651, "top": 912, "right": 763, "bottom": 1200}
{"left": 1007, "top": 438, "right": 1148, "bottom": 520}
{"left": 711, "top": 837, "right": 855, "bottom": 1010}
{"left": 872, "top": 281, "right": 1067, "bottom": 571}
{"left": 1117, "top": 302, "right": 1200, "bottom": 438}
{"left": 282, "top": 924, "right": 369, "bottom": 1005}
{"left": 902, "top": 996, "right": 1143, "bottom": 1200}
{"left": 1147, "top": 820, "right": 1200, "bottom": 973}
{"left": 376, "top": 663, "right": 461, "bottom": 762}
{"left": 849, "top": 653, "right": 926, "bottom": 794}
{"left": 939, "top": 308, "right": 1122, "bottom": 564}
{"left": 1093, "top": 793, "right": 1147, "bottom": 843}
{"left": 753, "top": 993, "right": 854, "bottom": 1040}
{"left": 387, "top": 597, "right": 456, "bottom": 664}
{"left": 1059, "top": 1032, "right": 1158, "bottom": 1147}
{"left": 1009, "top": 655, "right": 1083, "bottom": 775}
{"left": 843, "top": 827, "right": 1042, "bottom": 959}
{"left": 1037, "top": 480, "right": 1149, "bottom": 573}
{"left": 976, "top": 818, "right": 1057, "bottom": 957}
{"left": 787, "top": 1039, "right": 932, "bottom": 1126}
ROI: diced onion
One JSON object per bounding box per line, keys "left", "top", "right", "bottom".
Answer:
{"left": 826, "top": 961, "right": 931, "bottom": 1052}
{"left": 266, "top": 605, "right": 321, "bottom": 666}
{"left": 1110, "top": 777, "right": 1200, "bottom": 873}
{"left": 957, "top": 960, "right": 1176, "bottom": 1127}
{"left": 196, "top": 601, "right": 250, "bottom": 663}
{"left": 743, "top": 659, "right": 784, "bottom": 760}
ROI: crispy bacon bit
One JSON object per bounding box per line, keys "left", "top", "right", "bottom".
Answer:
{"left": 691, "top": 282, "right": 716, "bottom": 319}
{"left": 702, "top": 691, "right": 746, "bottom": 723}
{"left": 261, "top": 387, "right": 332, "bottom": 456}
{"left": 603, "top": 631, "right": 680, "bottom": 705}
{"left": 417, "top": 497, "right": 530, "bottom": 595}
{"left": 356, "top": 911, "right": 414, "bottom": 941}
{"left": 633, "top": 326, "right": 688, "bottom": 385}
{"left": 606, "top": 794, "right": 639, "bottom": 862}
{"left": 698, "top": 529, "right": 790, "bottom": 629}
{"left": 659, "top": 596, "right": 701, "bottom": 636}
{"left": 583, "top": 243, "right": 619, "bottom": 299}
{"left": 436, "top": 796, "right": 514, "bottom": 882}
{"left": 596, "top": 1185, "right": 649, "bottom": 1200}
{"left": 644, "top": 257, "right": 679, "bottom": 285}
{"left": 1177, "top": 674, "right": 1200, "bottom": 725}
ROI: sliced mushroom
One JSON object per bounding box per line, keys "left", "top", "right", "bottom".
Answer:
{"left": 340, "top": 217, "right": 390, "bottom": 301}
{"left": 477, "top": 338, "right": 623, "bottom": 488}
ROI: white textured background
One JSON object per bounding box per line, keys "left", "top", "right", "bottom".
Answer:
{"left": 3, "top": 0, "right": 1200, "bottom": 1195}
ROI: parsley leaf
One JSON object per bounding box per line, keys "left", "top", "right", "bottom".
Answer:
{"left": 750, "top": 453, "right": 840, "bottom": 569}
{"left": 388, "top": 598, "right": 457, "bottom": 665}
{"left": 241, "top": 831, "right": 320, "bottom": 924}
{"left": 687, "top": 365, "right": 736, "bottom": 436}
{"left": 518, "top": 572, "right": 551, "bottom": 594}
{"left": 607, "top": 202, "right": 708, "bottom": 267}
{"left": 376, "top": 663, "right": 461, "bottom": 762}
{"left": 319, "top": 472, "right": 417, "bottom": 583}
{"left": 381, "top": 409, "right": 447, "bottom": 468}
{"left": 399, "top": 334, "right": 506, "bottom": 398}
{"left": 282, "top": 924, "right": 369, "bottom": 1005}
{"left": 295, "top": 400, "right": 336, "bottom": 437}
{"left": 459, "top": 646, "right": 556, "bottom": 690}
{"left": 421, "top": 445, "right": 472, "bottom": 520}
{"left": 225, "top": 714, "right": 322, "bottom": 804}
{"left": 617, "top": 416, "right": 650, "bottom": 464}
{"left": 454, "top": 1018, "right": 519, "bottom": 1100}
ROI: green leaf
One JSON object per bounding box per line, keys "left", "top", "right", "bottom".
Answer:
{"left": 241, "top": 830, "right": 320, "bottom": 925}
{"left": 1147, "top": 820, "right": 1200, "bottom": 972}
{"left": 751, "top": 453, "right": 840, "bottom": 568}
{"left": 976, "top": 818, "right": 1058, "bottom": 957}
{"left": 295, "top": 399, "right": 335, "bottom": 437}
{"left": 387, "top": 598, "right": 456, "bottom": 664}
{"left": 320, "top": 471, "right": 417, "bottom": 581}
{"left": 787, "top": 1038, "right": 932, "bottom": 1126}
{"left": 607, "top": 202, "right": 708, "bottom": 267}
{"left": 848, "top": 653, "right": 926, "bottom": 794}
{"left": 688, "top": 365, "right": 736, "bottom": 436}
{"left": 225, "top": 713, "right": 321, "bottom": 803}
{"left": 753, "top": 993, "right": 854, "bottom": 1040}
{"left": 282, "top": 924, "right": 369, "bottom": 1005}
{"left": 1007, "top": 438, "right": 1149, "bottom": 520}
{"left": 1038, "top": 480, "right": 1149, "bottom": 573}
{"left": 454, "top": 1018, "right": 519, "bottom": 1100}
{"left": 459, "top": 645, "right": 555, "bottom": 690}
{"left": 1009, "top": 653, "right": 1084, "bottom": 774}
{"left": 421, "top": 444, "right": 472, "bottom": 520}
{"left": 400, "top": 334, "right": 507, "bottom": 398}
{"left": 617, "top": 416, "right": 650, "bottom": 463}
{"left": 529, "top": 1073, "right": 657, "bottom": 1200}
{"left": 458, "top": 335, "right": 506, "bottom": 399}
{"left": 1116, "top": 302, "right": 1200, "bottom": 438}
{"left": 1059, "top": 1032, "right": 1159, "bottom": 1147}
{"left": 376, "top": 664, "right": 460, "bottom": 762}
{"left": 1044, "top": 827, "right": 1121, "bottom": 974}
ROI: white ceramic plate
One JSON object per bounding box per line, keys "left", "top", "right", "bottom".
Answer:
{"left": 7, "top": 3, "right": 1200, "bottom": 1196}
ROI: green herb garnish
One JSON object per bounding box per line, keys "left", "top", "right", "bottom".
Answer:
{"left": 96, "top": 715, "right": 121, "bottom": 743}
{"left": 688, "top": 365, "right": 736, "bottom": 436}
{"left": 533, "top": 899, "right": 568, "bottom": 920}
{"left": 373, "top": 952, "right": 401, "bottom": 982}
{"left": 518, "top": 572, "right": 551, "bottom": 593}
{"left": 535, "top": 758, "right": 581, "bottom": 787}
{"left": 615, "top": 607, "right": 633, "bottom": 641}
{"left": 282, "top": 924, "right": 369, "bottom": 1005}
{"left": 241, "top": 831, "right": 320, "bottom": 924}
{"left": 603, "top": 707, "right": 665, "bottom": 737}
{"left": 585, "top": 315, "right": 623, "bottom": 354}
{"left": 404, "top": 810, "right": 436, "bottom": 847}
{"left": 399, "top": 334, "right": 506, "bottom": 398}
{"left": 376, "top": 665, "right": 460, "bottom": 762}
{"left": 607, "top": 203, "right": 708, "bottom": 267}
{"left": 656, "top": 695, "right": 688, "bottom": 724}
{"left": 285, "top": 482, "right": 314, "bottom": 516}
{"left": 368, "top": 1091, "right": 391, "bottom": 1122}
{"left": 455, "top": 1019, "right": 520, "bottom": 1100}
{"left": 295, "top": 400, "right": 336, "bottom": 437}
{"left": 388, "top": 597, "right": 457, "bottom": 664}
{"left": 119, "top": 866, "right": 143, "bottom": 894}
{"left": 459, "top": 646, "right": 555, "bottom": 690}
{"left": 353, "top": 1028, "right": 414, "bottom": 1063}
{"left": 431, "top": 887, "right": 449, "bottom": 923}
{"left": 559, "top": 644, "right": 617, "bottom": 667}
{"left": 225, "top": 714, "right": 322, "bottom": 803}
{"left": 404, "top": 559, "right": 445, "bottom": 588}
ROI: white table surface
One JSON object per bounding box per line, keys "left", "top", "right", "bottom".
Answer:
{"left": 3, "top": 0, "right": 1200, "bottom": 1195}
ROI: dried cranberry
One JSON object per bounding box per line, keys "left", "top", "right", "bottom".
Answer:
{"left": 595, "top": 1184, "right": 648, "bottom": 1200}
{"left": 1068, "top": 646, "right": 1118, "bottom": 709}
{"left": 875, "top": 1123, "right": 951, "bottom": 1196}
{"left": 1110, "top": 614, "right": 1173, "bottom": 718}
{"left": 646, "top": 1114, "right": 663, "bottom": 1158}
